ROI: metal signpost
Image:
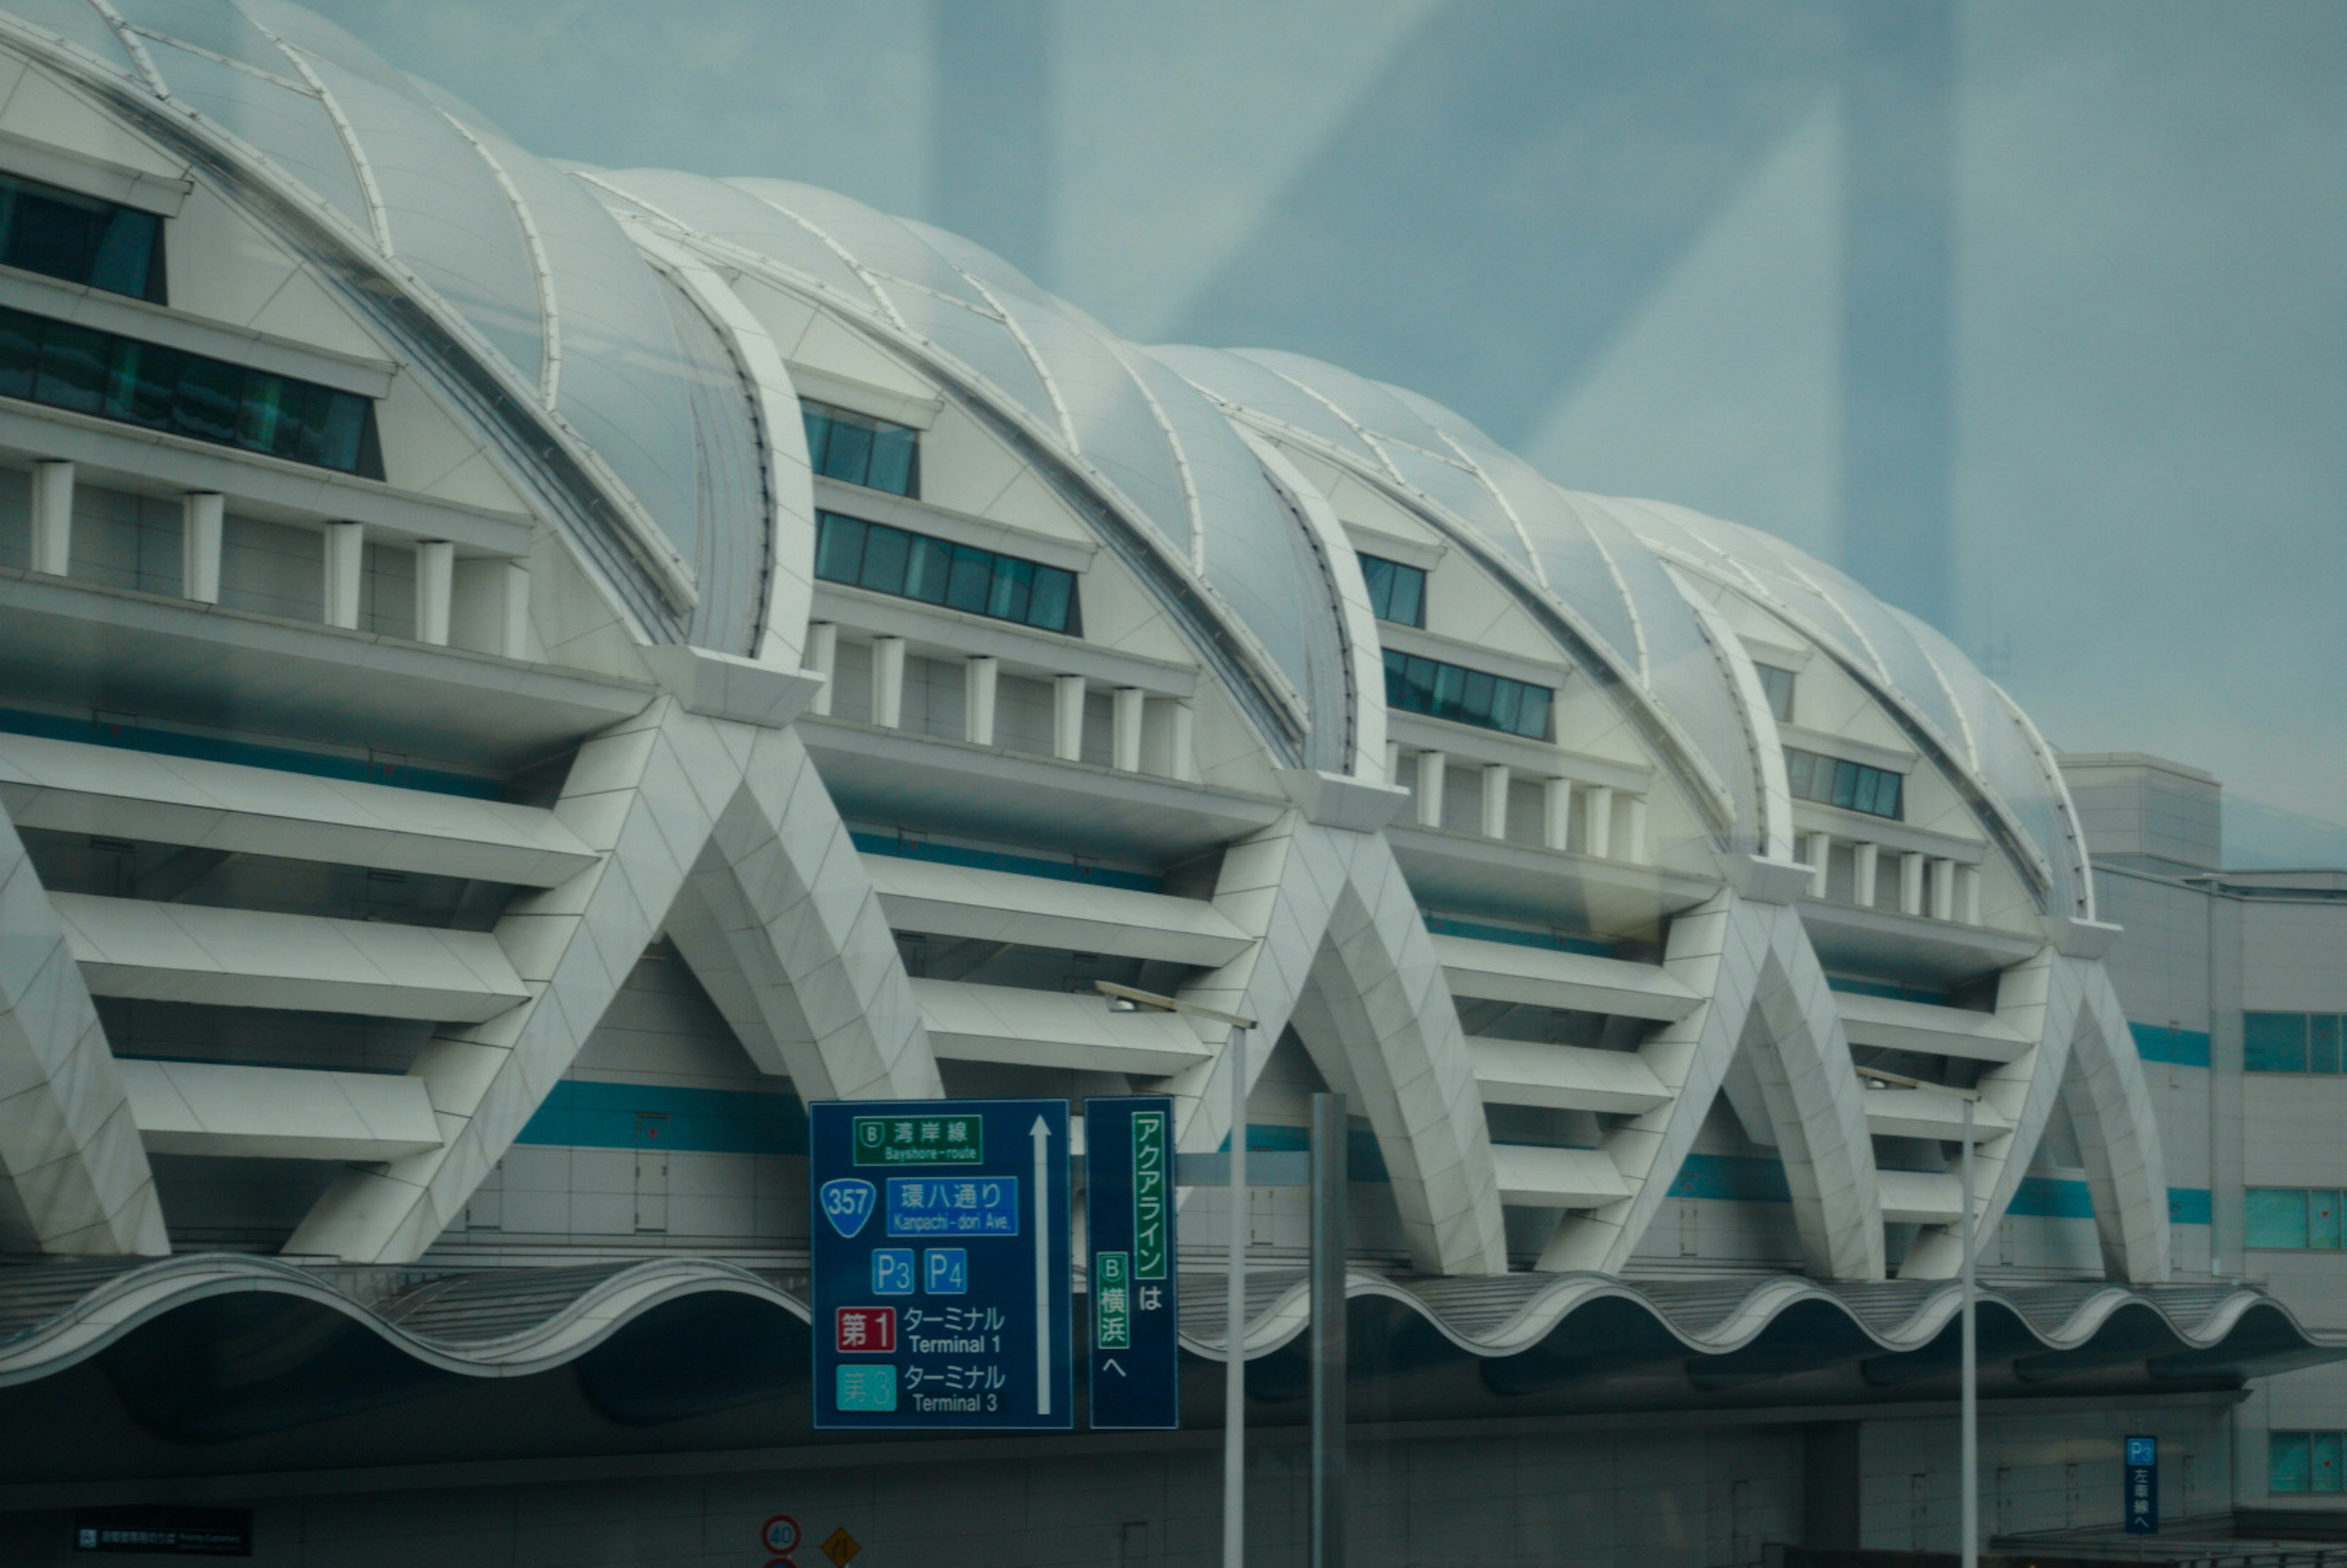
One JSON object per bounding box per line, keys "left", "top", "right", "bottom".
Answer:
{"left": 1085, "top": 1094, "right": 1181, "bottom": 1429}
{"left": 809, "top": 1099, "right": 1071, "bottom": 1431}
{"left": 2125, "top": 1435, "right": 2160, "bottom": 1534}
{"left": 1096, "top": 982, "right": 1259, "bottom": 1568}
{"left": 1859, "top": 1066, "right": 1983, "bottom": 1568}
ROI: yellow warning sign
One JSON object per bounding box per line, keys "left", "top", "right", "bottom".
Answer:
{"left": 821, "top": 1525, "right": 862, "bottom": 1567}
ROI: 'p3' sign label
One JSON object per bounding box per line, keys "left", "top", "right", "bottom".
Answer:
{"left": 820, "top": 1178, "right": 876, "bottom": 1239}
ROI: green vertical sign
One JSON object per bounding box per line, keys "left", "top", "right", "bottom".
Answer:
{"left": 1095, "top": 1250, "right": 1131, "bottom": 1349}
{"left": 1133, "top": 1109, "right": 1169, "bottom": 1280}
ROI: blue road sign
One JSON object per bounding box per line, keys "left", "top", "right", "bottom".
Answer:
{"left": 2125, "top": 1434, "right": 2159, "bottom": 1534}
{"left": 1084, "top": 1096, "right": 1180, "bottom": 1429}
{"left": 811, "top": 1099, "right": 1071, "bottom": 1431}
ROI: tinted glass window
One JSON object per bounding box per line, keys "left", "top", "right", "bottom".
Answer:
{"left": 0, "top": 306, "right": 381, "bottom": 477}
{"left": 2247, "top": 1187, "right": 2310, "bottom": 1249}
{"left": 1784, "top": 746, "right": 1904, "bottom": 821}
{"left": 1359, "top": 552, "right": 1427, "bottom": 627}
{"left": 0, "top": 169, "right": 165, "bottom": 302}
{"left": 2246, "top": 1013, "right": 2310, "bottom": 1072}
{"left": 1756, "top": 664, "right": 1796, "bottom": 722}
{"left": 815, "top": 510, "right": 1078, "bottom": 634}
{"left": 1380, "top": 647, "right": 1551, "bottom": 739}
{"left": 804, "top": 400, "right": 920, "bottom": 498}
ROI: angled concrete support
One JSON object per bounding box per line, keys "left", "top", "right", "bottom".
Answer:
{"left": 1539, "top": 888, "right": 1885, "bottom": 1281}
{"left": 285, "top": 697, "right": 938, "bottom": 1262}
{"left": 0, "top": 811, "right": 166, "bottom": 1255}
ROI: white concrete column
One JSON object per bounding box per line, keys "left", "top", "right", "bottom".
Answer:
{"left": 1586, "top": 786, "right": 1615, "bottom": 860}
{"left": 1166, "top": 699, "right": 1196, "bottom": 782}
{"left": 1384, "top": 740, "right": 1401, "bottom": 787}
{"left": 1414, "top": 749, "right": 1446, "bottom": 828}
{"left": 1112, "top": 686, "right": 1145, "bottom": 772}
{"left": 1542, "top": 777, "right": 1573, "bottom": 852}
{"left": 1479, "top": 763, "right": 1510, "bottom": 840}
{"left": 870, "top": 636, "right": 906, "bottom": 730}
{"left": 1623, "top": 795, "right": 1648, "bottom": 864}
{"left": 963, "top": 655, "right": 997, "bottom": 746}
{"left": 180, "top": 492, "right": 222, "bottom": 604}
{"left": 1929, "top": 857, "right": 1956, "bottom": 921}
{"left": 414, "top": 541, "right": 454, "bottom": 645}
{"left": 323, "top": 521, "right": 364, "bottom": 629}
{"left": 452, "top": 557, "right": 530, "bottom": 660}
{"left": 1958, "top": 865, "right": 1983, "bottom": 926}
{"left": 1052, "top": 674, "right": 1087, "bottom": 761}
{"left": 30, "top": 460, "right": 72, "bottom": 576}
{"left": 1852, "top": 841, "right": 1880, "bottom": 909}
{"left": 1899, "top": 852, "right": 1926, "bottom": 916}
{"left": 1800, "top": 830, "right": 1832, "bottom": 898}
{"left": 805, "top": 621, "right": 837, "bottom": 716}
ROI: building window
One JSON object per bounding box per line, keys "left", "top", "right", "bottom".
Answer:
{"left": 1359, "top": 553, "right": 1426, "bottom": 628}
{"left": 2246, "top": 1012, "right": 2347, "bottom": 1074}
{"left": 2271, "top": 1432, "right": 2346, "bottom": 1495}
{"left": 815, "top": 510, "right": 1078, "bottom": 634}
{"left": 1785, "top": 746, "right": 1903, "bottom": 820}
{"left": 1755, "top": 663, "right": 1796, "bottom": 722}
{"left": 1381, "top": 648, "right": 1551, "bottom": 739}
{"left": 0, "top": 306, "right": 381, "bottom": 477}
{"left": 803, "top": 400, "right": 919, "bottom": 497}
{"left": 2246, "top": 1187, "right": 2346, "bottom": 1250}
{"left": 0, "top": 169, "right": 165, "bottom": 302}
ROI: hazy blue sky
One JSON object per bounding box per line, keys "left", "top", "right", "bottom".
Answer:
{"left": 309, "top": 1, "right": 2347, "bottom": 862}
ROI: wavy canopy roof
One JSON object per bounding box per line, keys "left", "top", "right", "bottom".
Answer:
{"left": 0, "top": 0, "right": 2090, "bottom": 895}
{"left": 0, "top": 1255, "right": 2333, "bottom": 1456}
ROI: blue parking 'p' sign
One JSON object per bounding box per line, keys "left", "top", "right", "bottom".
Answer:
{"left": 820, "top": 1178, "right": 876, "bottom": 1239}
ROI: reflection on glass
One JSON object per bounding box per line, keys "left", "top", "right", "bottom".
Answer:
{"left": 1785, "top": 747, "right": 1904, "bottom": 821}
{"left": 815, "top": 510, "right": 1077, "bottom": 634}
{"left": 1381, "top": 648, "right": 1550, "bottom": 739}
{"left": 0, "top": 169, "right": 166, "bottom": 302}
{"left": 804, "top": 400, "right": 921, "bottom": 498}
{"left": 1359, "top": 552, "right": 1426, "bottom": 627}
{"left": 0, "top": 306, "right": 381, "bottom": 476}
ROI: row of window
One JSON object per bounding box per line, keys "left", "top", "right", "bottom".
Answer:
{"left": 814, "top": 509, "right": 1079, "bottom": 635}
{"left": 2271, "top": 1432, "right": 2345, "bottom": 1495}
{"left": 1359, "top": 552, "right": 1427, "bottom": 628}
{"left": 804, "top": 400, "right": 919, "bottom": 498}
{"left": 0, "top": 306, "right": 383, "bottom": 478}
{"left": 0, "top": 168, "right": 165, "bottom": 303}
{"left": 2245, "top": 1187, "right": 2346, "bottom": 1251}
{"left": 1785, "top": 746, "right": 1904, "bottom": 821}
{"left": 2246, "top": 1012, "right": 2347, "bottom": 1074}
{"left": 1383, "top": 647, "right": 1552, "bottom": 740}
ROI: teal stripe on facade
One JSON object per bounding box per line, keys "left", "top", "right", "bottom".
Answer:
{"left": 2130, "top": 1022, "right": 2212, "bottom": 1069}
{"left": 850, "top": 830, "right": 1162, "bottom": 893}
{"left": 514, "top": 1079, "right": 809, "bottom": 1154}
{"left": 1419, "top": 912, "right": 1615, "bottom": 958}
{"left": 0, "top": 705, "right": 504, "bottom": 799}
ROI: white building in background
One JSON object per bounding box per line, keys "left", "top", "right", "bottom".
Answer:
{"left": 0, "top": 2, "right": 2331, "bottom": 1563}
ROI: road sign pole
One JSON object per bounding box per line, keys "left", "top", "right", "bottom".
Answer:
{"left": 1961, "top": 1093, "right": 1978, "bottom": 1568}
{"left": 1310, "top": 1091, "right": 1348, "bottom": 1568}
{"left": 1224, "top": 1024, "right": 1248, "bottom": 1568}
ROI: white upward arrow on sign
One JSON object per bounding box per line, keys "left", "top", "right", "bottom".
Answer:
{"left": 1031, "top": 1113, "right": 1052, "bottom": 1416}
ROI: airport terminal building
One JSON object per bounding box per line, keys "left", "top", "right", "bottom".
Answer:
{"left": 0, "top": 3, "right": 2338, "bottom": 1563}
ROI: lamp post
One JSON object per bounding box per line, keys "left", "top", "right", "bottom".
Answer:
{"left": 1861, "top": 1065, "right": 1984, "bottom": 1568}
{"left": 1098, "top": 982, "right": 1260, "bottom": 1568}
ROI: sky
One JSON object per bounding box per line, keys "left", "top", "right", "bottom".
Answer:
{"left": 307, "top": 0, "right": 2347, "bottom": 865}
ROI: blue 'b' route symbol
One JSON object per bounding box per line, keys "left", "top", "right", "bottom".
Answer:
{"left": 820, "top": 1178, "right": 876, "bottom": 1239}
